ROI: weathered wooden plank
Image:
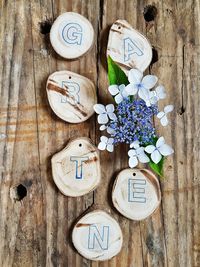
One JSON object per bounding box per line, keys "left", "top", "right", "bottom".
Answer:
{"left": 30, "top": 0, "right": 99, "bottom": 267}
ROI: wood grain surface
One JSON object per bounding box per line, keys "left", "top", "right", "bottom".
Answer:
{"left": 0, "top": 0, "right": 200, "bottom": 266}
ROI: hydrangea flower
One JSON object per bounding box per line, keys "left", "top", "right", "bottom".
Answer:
{"left": 108, "top": 84, "right": 128, "bottom": 104}
{"left": 93, "top": 63, "right": 174, "bottom": 175}
{"left": 98, "top": 136, "right": 114, "bottom": 152}
{"left": 93, "top": 104, "right": 117, "bottom": 124}
{"left": 107, "top": 98, "right": 158, "bottom": 145}
{"left": 145, "top": 136, "right": 174, "bottom": 163}
{"left": 157, "top": 105, "right": 174, "bottom": 126}
{"left": 126, "top": 69, "right": 158, "bottom": 101}
{"left": 128, "top": 141, "right": 149, "bottom": 168}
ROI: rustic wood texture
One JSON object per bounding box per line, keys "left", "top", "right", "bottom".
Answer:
{"left": 0, "top": 0, "right": 199, "bottom": 267}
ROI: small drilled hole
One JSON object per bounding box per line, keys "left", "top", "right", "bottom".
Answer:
{"left": 10, "top": 184, "right": 27, "bottom": 201}
{"left": 143, "top": 5, "right": 158, "bottom": 22}
{"left": 79, "top": 144, "right": 82, "bottom": 147}
{"left": 133, "top": 173, "right": 136, "bottom": 176}
{"left": 118, "top": 26, "right": 121, "bottom": 29}
{"left": 69, "top": 76, "right": 72, "bottom": 79}
{"left": 39, "top": 19, "right": 53, "bottom": 34}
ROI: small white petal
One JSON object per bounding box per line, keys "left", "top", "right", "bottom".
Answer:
{"left": 93, "top": 104, "right": 106, "bottom": 114}
{"left": 128, "top": 149, "right": 136, "bottom": 157}
{"left": 129, "top": 156, "right": 138, "bottom": 168}
{"left": 115, "top": 93, "right": 123, "bottom": 104}
{"left": 98, "top": 113, "right": 108, "bottom": 124}
{"left": 98, "top": 141, "right": 106, "bottom": 150}
{"left": 108, "top": 138, "right": 114, "bottom": 145}
{"left": 107, "top": 144, "right": 114, "bottom": 152}
{"left": 151, "top": 149, "right": 162, "bottom": 164}
{"left": 107, "top": 127, "right": 115, "bottom": 134}
{"left": 125, "top": 84, "right": 138, "bottom": 95}
{"left": 130, "top": 140, "right": 140, "bottom": 149}
{"left": 145, "top": 145, "right": 156, "bottom": 154}
{"left": 155, "top": 85, "right": 166, "bottom": 99}
{"left": 128, "top": 69, "right": 143, "bottom": 84}
{"left": 160, "top": 115, "right": 169, "bottom": 126}
{"left": 100, "top": 136, "right": 108, "bottom": 143}
{"left": 108, "top": 112, "right": 117, "bottom": 121}
{"left": 164, "top": 105, "right": 174, "bottom": 113}
{"left": 119, "top": 84, "right": 126, "bottom": 91}
{"left": 138, "top": 153, "right": 150, "bottom": 163}
{"left": 142, "top": 75, "right": 158, "bottom": 89}
{"left": 158, "top": 144, "right": 174, "bottom": 156}
{"left": 108, "top": 85, "right": 119, "bottom": 96}
{"left": 156, "top": 136, "right": 165, "bottom": 148}
{"left": 136, "top": 147, "right": 145, "bottom": 155}
{"left": 138, "top": 87, "right": 150, "bottom": 101}
{"left": 106, "top": 104, "right": 115, "bottom": 113}
{"left": 99, "top": 125, "right": 106, "bottom": 131}
{"left": 157, "top": 111, "right": 165, "bottom": 119}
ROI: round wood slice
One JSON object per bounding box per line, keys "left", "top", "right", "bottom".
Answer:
{"left": 112, "top": 169, "right": 161, "bottom": 220}
{"left": 50, "top": 12, "right": 94, "bottom": 59}
{"left": 51, "top": 137, "right": 101, "bottom": 197}
{"left": 107, "top": 20, "right": 152, "bottom": 74}
{"left": 46, "top": 70, "right": 97, "bottom": 123}
{"left": 72, "top": 210, "right": 123, "bottom": 261}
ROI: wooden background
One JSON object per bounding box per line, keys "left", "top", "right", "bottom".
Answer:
{"left": 0, "top": 0, "right": 200, "bottom": 266}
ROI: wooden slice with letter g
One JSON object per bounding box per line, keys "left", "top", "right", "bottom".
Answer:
{"left": 107, "top": 20, "right": 152, "bottom": 74}
{"left": 50, "top": 12, "right": 94, "bottom": 59}
{"left": 51, "top": 137, "right": 101, "bottom": 197}
{"left": 112, "top": 169, "right": 161, "bottom": 220}
{"left": 46, "top": 70, "right": 97, "bottom": 123}
{"left": 72, "top": 210, "right": 123, "bottom": 261}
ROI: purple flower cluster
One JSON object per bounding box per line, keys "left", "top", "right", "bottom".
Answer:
{"left": 108, "top": 98, "right": 158, "bottom": 145}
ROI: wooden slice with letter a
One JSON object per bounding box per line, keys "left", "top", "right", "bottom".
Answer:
{"left": 72, "top": 210, "right": 123, "bottom": 261}
{"left": 112, "top": 168, "right": 161, "bottom": 220}
{"left": 51, "top": 137, "right": 101, "bottom": 197}
{"left": 46, "top": 70, "right": 97, "bottom": 123}
{"left": 107, "top": 20, "right": 152, "bottom": 74}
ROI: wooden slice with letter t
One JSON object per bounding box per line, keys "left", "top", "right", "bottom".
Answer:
{"left": 112, "top": 168, "right": 161, "bottom": 220}
{"left": 50, "top": 12, "right": 94, "bottom": 59}
{"left": 46, "top": 70, "right": 97, "bottom": 123}
{"left": 72, "top": 210, "right": 123, "bottom": 261}
{"left": 51, "top": 137, "right": 101, "bottom": 197}
{"left": 107, "top": 20, "right": 152, "bottom": 74}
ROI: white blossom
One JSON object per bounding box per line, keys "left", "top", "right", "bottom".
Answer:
{"left": 98, "top": 136, "right": 114, "bottom": 152}
{"left": 128, "top": 141, "right": 150, "bottom": 168}
{"left": 93, "top": 104, "right": 117, "bottom": 124}
{"left": 157, "top": 105, "right": 174, "bottom": 126}
{"left": 108, "top": 84, "right": 128, "bottom": 104}
{"left": 125, "top": 68, "right": 158, "bottom": 101}
{"left": 145, "top": 136, "right": 174, "bottom": 164}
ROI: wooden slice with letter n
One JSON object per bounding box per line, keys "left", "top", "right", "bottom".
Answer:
{"left": 112, "top": 168, "right": 161, "bottom": 220}
{"left": 72, "top": 210, "right": 123, "bottom": 261}
{"left": 51, "top": 137, "right": 101, "bottom": 197}
{"left": 50, "top": 12, "right": 94, "bottom": 59}
{"left": 46, "top": 70, "right": 97, "bottom": 123}
{"left": 107, "top": 20, "right": 152, "bottom": 74}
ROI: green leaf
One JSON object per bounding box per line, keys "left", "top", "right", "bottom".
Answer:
{"left": 107, "top": 56, "right": 129, "bottom": 86}
{"left": 148, "top": 157, "right": 164, "bottom": 177}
